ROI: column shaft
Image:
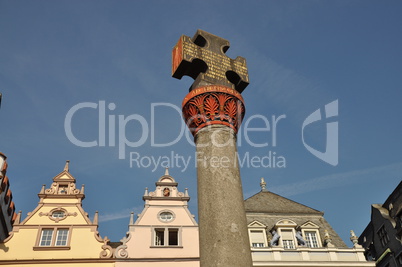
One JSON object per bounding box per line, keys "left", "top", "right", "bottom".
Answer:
{"left": 196, "top": 125, "right": 252, "bottom": 267}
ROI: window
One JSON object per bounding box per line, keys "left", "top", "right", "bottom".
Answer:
{"left": 159, "top": 212, "right": 174, "bottom": 222}
{"left": 40, "top": 229, "right": 54, "bottom": 246}
{"left": 250, "top": 230, "right": 266, "bottom": 248}
{"left": 305, "top": 231, "right": 319, "bottom": 248}
{"left": 168, "top": 229, "right": 178, "bottom": 245}
{"left": 281, "top": 229, "right": 295, "bottom": 249}
{"left": 283, "top": 240, "right": 295, "bottom": 249}
{"left": 252, "top": 243, "right": 265, "bottom": 248}
{"left": 55, "top": 229, "right": 69, "bottom": 246}
{"left": 153, "top": 228, "right": 179, "bottom": 246}
{"left": 300, "top": 221, "right": 322, "bottom": 248}
{"left": 52, "top": 211, "right": 65, "bottom": 219}
{"left": 43, "top": 208, "right": 70, "bottom": 222}
{"left": 36, "top": 228, "right": 70, "bottom": 249}
{"left": 155, "top": 229, "right": 165, "bottom": 246}
{"left": 377, "top": 226, "right": 389, "bottom": 247}
{"left": 157, "top": 210, "right": 175, "bottom": 223}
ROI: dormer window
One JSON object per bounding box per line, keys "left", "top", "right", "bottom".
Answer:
{"left": 248, "top": 221, "right": 268, "bottom": 248}
{"left": 273, "top": 219, "right": 298, "bottom": 249}
{"left": 300, "top": 221, "right": 322, "bottom": 248}
{"left": 304, "top": 231, "right": 319, "bottom": 248}
{"left": 281, "top": 229, "right": 295, "bottom": 249}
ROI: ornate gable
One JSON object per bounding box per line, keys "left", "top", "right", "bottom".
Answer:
{"left": 143, "top": 168, "right": 189, "bottom": 200}
{"left": 38, "top": 161, "right": 85, "bottom": 201}
{"left": 0, "top": 161, "right": 110, "bottom": 262}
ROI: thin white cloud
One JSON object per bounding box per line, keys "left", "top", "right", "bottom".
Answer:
{"left": 271, "top": 162, "right": 402, "bottom": 197}
{"left": 98, "top": 206, "right": 143, "bottom": 223}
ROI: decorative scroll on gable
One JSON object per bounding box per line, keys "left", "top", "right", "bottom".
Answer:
{"left": 44, "top": 182, "right": 81, "bottom": 195}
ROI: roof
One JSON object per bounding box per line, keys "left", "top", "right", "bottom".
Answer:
{"left": 244, "top": 190, "right": 347, "bottom": 248}
{"left": 244, "top": 190, "right": 323, "bottom": 215}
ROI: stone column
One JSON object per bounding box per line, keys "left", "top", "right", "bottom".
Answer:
{"left": 182, "top": 85, "right": 252, "bottom": 267}
{"left": 173, "top": 29, "right": 252, "bottom": 267}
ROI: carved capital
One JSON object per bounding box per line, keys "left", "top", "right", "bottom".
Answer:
{"left": 182, "top": 85, "right": 245, "bottom": 136}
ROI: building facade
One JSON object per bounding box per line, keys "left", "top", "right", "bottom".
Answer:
{"left": 114, "top": 169, "right": 199, "bottom": 267}
{"left": 359, "top": 181, "right": 402, "bottom": 267}
{"left": 0, "top": 161, "right": 115, "bottom": 266}
{"left": 244, "top": 178, "right": 373, "bottom": 267}
{"left": 0, "top": 163, "right": 374, "bottom": 267}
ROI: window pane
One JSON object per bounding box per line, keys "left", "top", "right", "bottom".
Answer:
{"left": 252, "top": 243, "right": 265, "bottom": 247}
{"left": 155, "top": 229, "right": 164, "bottom": 246}
{"left": 168, "top": 229, "right": 178, "bottom": 246}
{"left": 55, "top": 229, "right": 69, "bottom": 246}
{"left": 52, "top": 211, "right": 65, "bottom": 218}
{"left": 377, "top": 226, "right": 389, "bottom": 247}
{"left": 40, "top": 229, "right": 54, "bottom": 246}
{"left": 160, "top": 212, "right": 173, "bottom": 222}
{"left": 305, "top": 231, "right": 319, "bottom": 248}
{"left": 283, "top": 240, "right": 295, "bottom": 249}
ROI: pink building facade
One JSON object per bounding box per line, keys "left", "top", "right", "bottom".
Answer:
{"left": 114, "top": 169, "right": 199, "bottom": 267}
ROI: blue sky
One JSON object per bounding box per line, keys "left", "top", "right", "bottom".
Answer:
{"left": 1, "top": 0, "right": 402, "bottom": 244}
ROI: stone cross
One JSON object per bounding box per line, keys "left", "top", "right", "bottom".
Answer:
{"left": 172, "top": 29, "right": 249, "bottom": 93}
{"left": 172, "top": 29, "right": 253, "bottom": 267}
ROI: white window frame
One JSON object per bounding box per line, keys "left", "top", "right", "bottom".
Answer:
{"left": 52, "top": 211, "right": 66, "bottom": 219}
{"left": 157, "top": 210, "right": 176, "bottom": 223}
{"left": 39, "top": 229, "right": 54, "bottom": 246}
{"left": 55, "top": 229, "right": 69, "bottom": 246}
{"left": 304, "top": 230, "right": 320, "bottom": 248}
{"left": 300, "top": 221, "right": 322, "bottom": 248}
{"left": 152, "top": 227, "right": 181, "bottom": 247}
{"left": 35, "top": 226, "right": 71, "bottom": 250}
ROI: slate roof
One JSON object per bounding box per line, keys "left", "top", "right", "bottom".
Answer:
{"left": 245, "top": 190, "right": 323, "bottom": 215}
{"left": 244, "top": 190, "right": 348, "bottom": 248}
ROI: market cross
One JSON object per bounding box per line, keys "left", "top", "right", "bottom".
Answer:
{"left": 172, "top": 29, "right": 249, "bottom": 93}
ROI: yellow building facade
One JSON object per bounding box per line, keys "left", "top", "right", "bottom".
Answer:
{"left": 0, "top": 161, "right": 115, "bottom": 267}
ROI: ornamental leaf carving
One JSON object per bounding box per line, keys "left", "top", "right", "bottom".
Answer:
{"left": 234, "top": 100, "right": 245, "bottom": 128}
{"left": 186, "top": 104, "right": 199, "bottom": 128}
{"left": 189, "top": 94, "right": 207, "bottom": 122}
{"left": 182, "top": 87, "right": 245, "bottom": 136}
{"left": 225, "top": 100, "right": 237, "bottom": 123}
{"left": 204, "top": 95, "right": 219, "bottom": 120}
{"left": 217, "top": 93, "right": 230, "bottom": 120}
